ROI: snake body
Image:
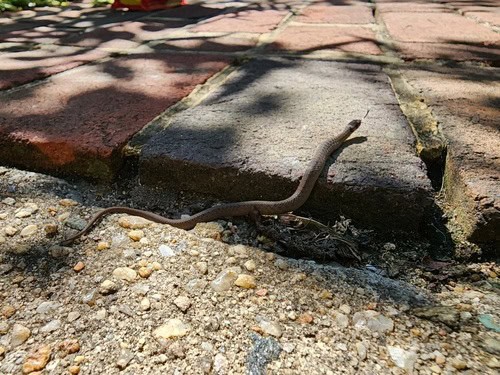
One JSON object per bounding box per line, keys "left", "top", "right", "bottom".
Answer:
{"left": 61, "top": 119, "right": 361, "bottom": 245}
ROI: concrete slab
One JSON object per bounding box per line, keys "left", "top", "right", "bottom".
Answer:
{"left": 0, "top": 53, "right": 230, "bottom": 179}
{"left": 296, "top": 4, "right": 374, "bottom": 24}
{"left": 140, "top": 58, "right": 433, "bottom": 233}
{"left": 193, "top": 9, "right": 288, "bottom": 33}
{"left": 269, "top": 25, "right": 382, "bottom": 55}
{"left": 402, "top": 66, "right": 500, "bottom": 244}
{"left": 0, "top": 45, "right": 108, "bottom": 90}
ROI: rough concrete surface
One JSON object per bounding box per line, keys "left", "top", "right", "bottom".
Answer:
{"left": 402, "top": 66, "right": 500, "bottom": 244}
{"left": 140, "top": 58, "right": 433, "bottom": 233}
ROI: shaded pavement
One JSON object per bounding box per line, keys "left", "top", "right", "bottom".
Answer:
{"left": 0, "top": 0, "right": 499, "bottom": 247}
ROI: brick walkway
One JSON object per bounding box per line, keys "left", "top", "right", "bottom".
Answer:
{"left": 0, "top": 0, "right": 498, "bottom": 245}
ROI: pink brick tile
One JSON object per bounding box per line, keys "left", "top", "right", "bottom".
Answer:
{"left": 297, "top": 5, "right": 374, "bottom": 24}
{"left": 193, "top": 9, "right": 287, "bottom": 33}
{"left": 0, "top": 53, "right": 230, "bottom": 178}
{"left": 0, "top": 46, "right": 108, "bottom": 90}
{"left": 269, "top": 25, "right": 382, "bottom": 55}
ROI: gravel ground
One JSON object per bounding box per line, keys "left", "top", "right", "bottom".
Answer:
{"left": 0, "top": 166, "right": 499, "bottom": 375}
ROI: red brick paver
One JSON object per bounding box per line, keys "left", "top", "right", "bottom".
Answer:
{"left": 381, "top": 12, "right": 500, "bottom": 61}
{"left": 153, "top": 34, "right": 259, "bottom": 53}
{"left": 0, "top": 53, "right": 230, "bottom": 179}
{"left": 59, "top": 20, "right": 192, "bottom": 49}
{"left": 382, "top": 12, "right": 498, "bottom": 43}
{"left": 403, "top": 66, "right": 500, "bottom": 243}
{"left": 269, "top": 25, "right": 382, "bottom": 55}
{"left": 0, "top": 46, "right": 108, "bottom": 90}
{"left": 143, "top": 3, "right": 224, "bottom": 19}
{"left": 193, "top": 9, "right": 287, "bottom": 33}
{"left": 376, "top": 2, "right": 451, "bottom": 13}
{"left": 465, "top": 12, "right": 500, "bottom": 27}
{"left": 297, "top": 4, "right": 374, "bottom": 24}
{"left": 0, "top": 26, "right": 78, "bottom": 44}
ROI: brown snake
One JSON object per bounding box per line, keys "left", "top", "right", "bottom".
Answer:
{"left": 61, "top": 119, "right": 361, "bottom": 245}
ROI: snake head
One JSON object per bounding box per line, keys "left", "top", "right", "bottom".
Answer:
{"left": 347, "top": 119, "right": 362, "bottom": 132}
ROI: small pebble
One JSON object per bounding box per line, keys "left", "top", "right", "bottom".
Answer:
{"left": 387, "top": 346, "right": 417, "bottom": 373}
{"left": 297, "top": 312, "right": 314, "bottom": 324}
{"left": 255, "top": 288, "right": 268, "bottom": 297}
{"left": 116, "top": 350, "right": 134, "bottom": 370}
{"left": 44, "top": 223, "right": 58, "bottom": 237}
{"left": 173, "top": 296, "right": 191, "bottom": 313}
{"left": 128, "top": 230, "right": 144, "bottom": 241}
{"left": 2, "top": 197, "right": 15, "bottom": 205}
{"left": 100, "top": 280, "right": 119, "bottom": 295}
{"left": 195, "top": 261, "right": 208, "bottom": 275}
{"left": 154, "top": 319, "right": 191, "bottom": 339}
{"left": 58, "top": 339, "right": 80, "bottom": 357}
{"left": 356, "top": 342, "right": 367, "bottom": 360}
{"left": 40, "top": 319, "right": 61, "bottom": 333}
{"left": 2, "top": 305, "right": 16, "bottom": 318}
{"left": 74, "top": 355, "right": 85, "bottom": 365}
{"left": 319, "top": 290, "right": 333, "bottom": 299}
{"left": 138, "top": 266, "right": 153, "bottom": 279}
{"left": 0, "top": 321, "right": 9, "bottom": 334}
{"left": 335, "top": 312, "right": 349, "bottom": 328}
{"left": 68, "top": 365, "right": 80, "bottom": 374}
{"left": 15, "top": 206, "right": 38, "bottom": 218}
{"left": 59, "top": 199, "right": 79, "bottom": 206}
{"left": 4, "top": 226, "right": 18, "bottom": 236}
{"left": 140, "top": 298, "right": 151, "bottom": 311}
{"left": 234, "top": 274, "right": 256, "bottom": 289}
{"left": 339, "top": 304, "right": 352, "bottom": 315}
{"left": 435, "top": 352, "right": 446, "bottom": 365}
{"left": 210, "top": 267, "right": 240, "bottom": 292}
{"left": 113, "top": 267, "right": 137, "bottom": 282}
{"left": 10, "top": 323, "right": 31, "bottom": 346}
{"left": 73, "top": 262, "right": 85, "bottom": 272}
{"left": 97, "top": 241, "right": 110, "bottom": 250}
{"left": 244, "top": 259, "right": 256, "bottom": 272}
{"left": 36, "top": 301, "right": 61, "bottom": 315}
{"left": 67, "top": 311, "right": 81, "bottom": 322}
{"left": 118, "top": 216, "right": 152, "bottom": 229}
{"left": 255, "top": 316, "right": 282, "bottom": 338}
{"left": 451, "top": 358, "right": 467, "bottom": 370}
{"left": 22, "top": 345, "right": 51, "bottom": 374}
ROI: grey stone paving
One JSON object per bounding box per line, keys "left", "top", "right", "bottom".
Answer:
{"left": 140, "top": 58, "right": 433, "bottom": 232}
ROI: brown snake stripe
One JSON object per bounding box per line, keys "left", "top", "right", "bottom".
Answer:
{"left": 61, "top": 119, "right": 361, "bottom": 245}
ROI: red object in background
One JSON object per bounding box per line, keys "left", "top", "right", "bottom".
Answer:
{"left": 112, "top": 0, "right": 185, "bottom": 11}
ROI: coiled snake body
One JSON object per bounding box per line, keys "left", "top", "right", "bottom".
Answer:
{"left": 61, "top": 119, "right": 361, "bottom": 245}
